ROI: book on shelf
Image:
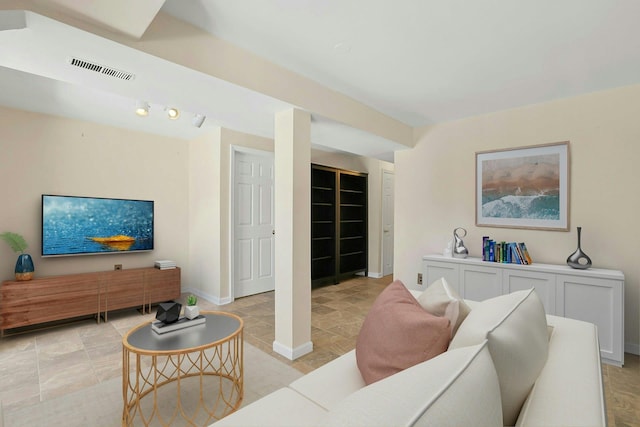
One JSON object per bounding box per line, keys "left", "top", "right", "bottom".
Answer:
{"left": 482, "top": 236, "right": 490, "bottom": 261}
{"left": 482, "top": 239, "right": 533, "bottom": 265}
{"left": 154, "top": 260, "right": 177, "bottom": 269}
{"left": 519, "top": 243, "right": 533, "bottom": 264}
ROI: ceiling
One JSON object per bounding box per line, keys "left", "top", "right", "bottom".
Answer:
{"left": 2, "top": 1, "right": 640, "bottom": 162}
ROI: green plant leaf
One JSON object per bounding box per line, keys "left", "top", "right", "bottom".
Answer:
{"left": 187, "top": 294, "right": 197, "bottom": 306}
{"left": 0, "top": 232, "right": 28, "bottom": 253}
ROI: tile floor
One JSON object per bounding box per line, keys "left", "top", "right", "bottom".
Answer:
{"left": 0, "top": 274, "right": 638, "bottom": 425}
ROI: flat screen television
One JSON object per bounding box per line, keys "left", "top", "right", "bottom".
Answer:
{"left": 42, "top": 194, "right": 154, "bottom": 257}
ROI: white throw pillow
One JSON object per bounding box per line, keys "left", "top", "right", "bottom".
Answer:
{"left": 323, "top": 340, "right": 503, "bottom": 427}
{"left": 417, "top": 277, "right": 471, "bottom": 337}
{"left": 449, "top": 289, "right": 549, "bottom": 426}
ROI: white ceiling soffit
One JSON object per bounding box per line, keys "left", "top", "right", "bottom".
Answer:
{"left": 0, "top": 9, "right": 402, "bottom": 161}
{"left": 311, "top": 116, "right": 408, "bottom": 163}
{"left": 33, "top": 0, "right": 166, "bottom": 39}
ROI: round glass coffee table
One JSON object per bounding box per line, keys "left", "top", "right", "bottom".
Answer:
{"left": 122, "top": 311, "right": 243, "bottom": 426}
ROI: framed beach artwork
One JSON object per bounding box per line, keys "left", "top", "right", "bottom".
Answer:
{"left": 476, "top": 142, "right": 570, "bottom": 231}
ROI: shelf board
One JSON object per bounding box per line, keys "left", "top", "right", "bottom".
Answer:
{"left": 341, "top": 236, "right": 364, "bottom": 240}
{"left": 312, "top": 186, "right": 334, "bottom": 191}
{"left": 312, "top": 256, "right": 334, "bottom": 261}
{"left": 341, "top": 251, "right": 364, "bottom": 257}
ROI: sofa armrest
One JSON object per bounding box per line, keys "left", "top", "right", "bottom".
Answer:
{"left": 515, "top": 315, "right": 606, "bottom": 427}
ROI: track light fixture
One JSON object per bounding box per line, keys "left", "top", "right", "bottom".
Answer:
{"left": 135, "top": 100, "right": 150, "bottom": 117}
{"left": 166, "top": 107, "right": 180, "bottom": 120}
{"left": 134, "top": 100, "right": 203, "bottom": 127}
{"left": 192, "top": 114, "right": 206, "bottom": 128}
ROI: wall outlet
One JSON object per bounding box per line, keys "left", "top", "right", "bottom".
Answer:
{"left": 417, "top": 272, "right": 423, "bottom": 285}
{"left": 114, "top": 264, "right": 122, "bottom": 270}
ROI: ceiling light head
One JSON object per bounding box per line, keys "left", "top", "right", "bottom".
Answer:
{"left": 192, "top": 114, "right": 206, "bottom": 128}
{"left": 135, "top": 100, "right": 150, "bottom": 117}
{"left": 166, "top": 107, "right": 180, "bottom": 120}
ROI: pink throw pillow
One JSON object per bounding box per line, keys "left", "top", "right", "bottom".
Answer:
{"left": 356, "top": 280, "right": 451, "bottom": 385}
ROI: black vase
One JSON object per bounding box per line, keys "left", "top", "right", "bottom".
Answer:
{"left": 567, "top": 227, "right": 592, "bottom": 269}
{"left": 15, "top": 253, "right": 35, "bottom": 281}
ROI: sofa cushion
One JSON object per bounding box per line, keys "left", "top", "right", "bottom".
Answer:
{"left": 289, "top": 350, "right": 364, "bottom": 410}
{"left": 449, "top": 289, "right": 548, "bottom": 426}
{"left": 356, "top": 280, "right": 451, "bottom": 385}
{"left": 213, "top": 387, "right": 328, "bottom": 426}
{"left": 323, "top": 340, "right": 503, "bottom": 427}
{"left": 417, "top": 277, "right": 471, "bottom": 336}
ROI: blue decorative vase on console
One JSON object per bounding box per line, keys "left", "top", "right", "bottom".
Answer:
{"left": 0, "top": 232, "right": 35, "bottom": 281}
{"left": 15, "top": 253, "right": 35, "bottom": 281}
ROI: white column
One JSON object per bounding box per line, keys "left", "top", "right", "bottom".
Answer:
{"left": 273, "top": 108, "right": 313, "bottom": 359}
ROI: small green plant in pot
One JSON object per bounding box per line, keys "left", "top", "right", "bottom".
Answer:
{"left": 0, "top": 232, "right": 35, "bottom": 281}
{"left": 185, "top": 294, "right": 199, "bottom": 320}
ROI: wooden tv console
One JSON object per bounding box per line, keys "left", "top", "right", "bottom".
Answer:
{"left": 0, "top": 267, "right": 181, "bottom": 335}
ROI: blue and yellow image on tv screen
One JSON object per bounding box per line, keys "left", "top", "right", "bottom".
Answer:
{"left": 42, "top": 194, "right": 154, "bottom": 256}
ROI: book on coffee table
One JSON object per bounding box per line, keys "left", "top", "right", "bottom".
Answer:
{"left": 151, "top": 315, "right": 206, "bottom": 334}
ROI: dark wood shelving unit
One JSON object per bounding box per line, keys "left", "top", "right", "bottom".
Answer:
{"left": 311, "top": 164, "right": 367, "bottom": 286}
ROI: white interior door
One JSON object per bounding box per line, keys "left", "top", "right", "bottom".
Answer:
{"left": 233, "top": 149, "right": 275, "bottom": 298}
{"left": 382, "top": 170, "right": 394, "bottom": 277}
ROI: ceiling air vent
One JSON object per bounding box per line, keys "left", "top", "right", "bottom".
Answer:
{"left": 69, "top": 57, "right": 135, "bottom": 81}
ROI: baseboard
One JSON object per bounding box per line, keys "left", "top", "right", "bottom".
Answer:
{"left": 625, "top": 341, "right": 640, "bottom": 356}
{"left": 273, "top": 340, "right": 313, "bottom": 360}
{"left": 355, "top": 271, "right": 384, "bottom": 278}
{"left": 181, "top": 287, "right": 232, "bottom": 306}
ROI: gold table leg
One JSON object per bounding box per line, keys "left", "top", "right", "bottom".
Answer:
{"left": 122, "top": 329, "right": 243, "bottom": 426}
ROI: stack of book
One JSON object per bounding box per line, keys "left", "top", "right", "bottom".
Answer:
{"left": 154, "top": 260, "right": 177, "bottom": 270}
{"left": 482, "top": 237, "right": 532, "bottom": 264}
{"left": 151, "top": 315, "right": 206, "bottom": 334}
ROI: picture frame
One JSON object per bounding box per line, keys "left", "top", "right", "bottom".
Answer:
{"left": 476, "top": 141, "right": 570, "bottom": 231}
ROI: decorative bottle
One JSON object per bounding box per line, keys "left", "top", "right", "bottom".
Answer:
{"left": 452, "top": 227, "right": 469, "bottom": 259}
{"left": 567, "top": 226, "right": 592, "bottom": 269}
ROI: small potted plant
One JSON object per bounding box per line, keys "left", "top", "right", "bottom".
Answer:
{"left": 184, "top": 294, "right": 199, "bottom": 320}
{"left": 1, "top": 232, "right": 35, "bottom": 281}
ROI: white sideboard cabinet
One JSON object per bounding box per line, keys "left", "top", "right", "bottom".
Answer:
{"left": 422, "top": 255, "right": 625, "bottom": 366}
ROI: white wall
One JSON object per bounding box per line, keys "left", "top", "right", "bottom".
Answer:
{"left": 0, "top": 107, "right": 390, "bottom": 306}
{"left": 395, "top": 84, "right": 640, "bottom": 353}
{"left": 187, "top": 128, "right": 223, "bottom": 300}
{"left": 187, "top": 128, "right": 275, "bottom": 303}
{"left": 0, "top": 106, "right": 189, "bottom": 279}
{"left": 186, "top": 129, "right": 396, "bottom": 303}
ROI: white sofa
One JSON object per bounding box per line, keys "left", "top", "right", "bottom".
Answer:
{"left": 215, "top": 286, "right": 606, "bottom": 427}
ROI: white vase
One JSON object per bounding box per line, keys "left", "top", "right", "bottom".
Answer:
{"left": 184, "top": 305, "right": 200, "bottom": 320}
